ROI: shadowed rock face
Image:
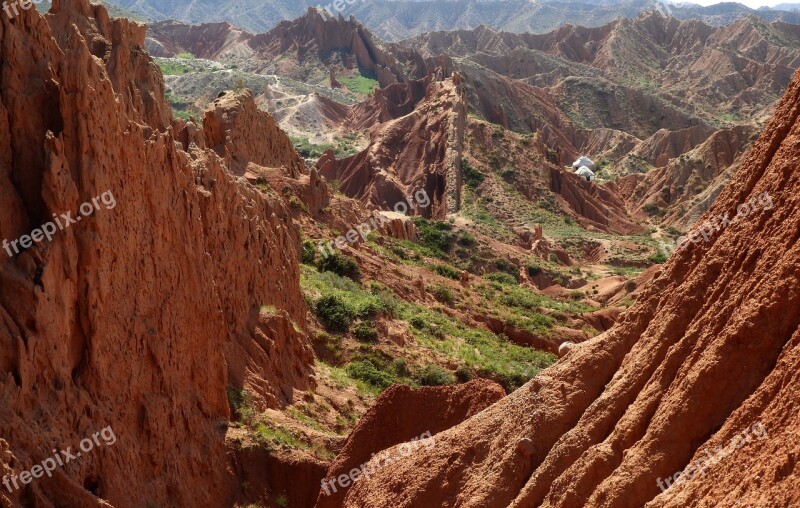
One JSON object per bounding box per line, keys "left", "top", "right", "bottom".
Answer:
{"left": 339, "top": 67, "right": 800, "bottom": 508}
{"left": 0, "top": 1, "right": 313, "bottom": 506}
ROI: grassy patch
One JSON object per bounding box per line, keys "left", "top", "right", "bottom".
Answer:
{"left": 339, "top": 73, "right": 379, "bottom": 95}
{"left": 157, "top": 61, "right": 193, "bottom": 76}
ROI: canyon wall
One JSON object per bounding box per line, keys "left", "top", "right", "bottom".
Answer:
{"left": 0, "top": 1, "right": 312, "bottom": 506}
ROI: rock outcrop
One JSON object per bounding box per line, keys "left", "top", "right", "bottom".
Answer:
{"left": 203, "top": 90, "right": 305, "bottom": 177}
{"left": 339, "top": 66, "right": 800, "bottom": 508}
{"left": 549, "top": 168, "right": 644, "bottom": 235}
{"left": 315, "top": 379, "right": 505, "bottom": 508}
{"left": 317, "top": 74, "right": 467, "bottom": 219}
{"left": 0, "top": 2, "right": 313, "bottom": 506}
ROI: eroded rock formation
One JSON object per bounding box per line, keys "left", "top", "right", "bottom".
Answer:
{"left": 0, "top": 1, "right": 313, "bottom": 506}
{"left": 316, "top": 74, "right": 467, "bottom": 219}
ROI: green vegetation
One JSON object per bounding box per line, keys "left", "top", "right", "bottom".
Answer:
{"left": 316, "top": 251, "right": 359, "bottom": 280}
{"left": 315, "top": 294, "right": 357, "bottom": 332}
{"left": 352, "top": 321, "right": 378, "bottom": 342}
{"left": 346, "top": 360, "right": 394, "bottom": 389}
{"left": 302, "top": 240, "right": 317, "bottom": 265}
{"left": 339, "top": 73, "right": 379, "bottom": 95}
{"left": 430, "top": 284, "right": 455, "bottom": 304}
{"left": 485, "top": 272, "right": 518, "bottom": 286}
{"left": 432, "top": 263, "right": 461, "bottom": 280}
{"left": 301, "top": 266, "right": 557, "bottom": 392}
{"left": 303, "top": 268, "right": 389, "bottom": 334}
{"left": 643, "top": 203, "right": 662, "bottom": 217}
{"left": 227, "top": 388, "right": 256, "bottom": 426}
{"left": 291, "top": 137, "right": 331, "bottom": 159}
{"left": 175, "top": 52, "right": 195, "bottom": 59}
{"left": 276, "top": 494, "right": 288, "bottom": 507}
{"left": 291, "top": 134, "right": 360, "bottom": 160}
{"left": 415, "top": 364, "right": 456, "bottom": 386}
{"left": 462, "top": 160, "right": 486, "bottom": 188}
{"left": 164, "top": 92, "right": 195, "bottom": 121}
{"left": 255, "top": 423, "right": 302, "bottom": 448}
{"left": 157, "top": 61, "right": 192, "bottom": 76}
{"left": 412, "top": 218, "right": 463, "bottom": 257}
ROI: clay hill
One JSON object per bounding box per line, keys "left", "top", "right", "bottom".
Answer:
{"left": 338, "top": 62, "right": 800, "bottom": 508}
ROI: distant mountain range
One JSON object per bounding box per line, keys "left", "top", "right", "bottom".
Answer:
{"left": 109, "top": 0, "right": 800, "bottom": 40}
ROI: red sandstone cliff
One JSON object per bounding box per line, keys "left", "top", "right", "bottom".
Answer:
{"left": 0, "top": 1, "right": 313, "bottom": 506}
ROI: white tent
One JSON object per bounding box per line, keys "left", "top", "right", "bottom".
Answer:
{"left": 572, "top": 156, "right": 596, "bottom": 171}
{"left": 575, "top": 165, "right": 595, "bottom": 182}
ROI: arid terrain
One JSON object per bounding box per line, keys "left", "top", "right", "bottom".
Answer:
{"left": 0, "top": 1, "right": 798, "bottom": 507}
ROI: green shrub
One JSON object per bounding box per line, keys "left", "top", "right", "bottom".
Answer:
{"left": 462, "top": 160, "right": 485, "bottom": 188}
{"left": 643, "top": 203, "right": 662, "bottom": 217}
{"left": 352, "top": 321, "right": 378, "bottom": 342}
{"left": 415, "top": 364, "right": 456, "bottom": 386}
{"left": 414, "top": 218, "right": 457, "bottom": 256}
{"left": 315, "top": 294, "right": 355, "bottom": 332}
{"left": 410, "top": 316, "right": 427, "bottom": 329}
{"left": 302, "top": 240, "right": 317, "bottom": 265}
{"left": 649, "top": 252, "right": 668, "bottom": 264}
{"left": 526, "top": 263, "right": 542, "bottom": 277}
{"left": 227, "top": 388, "right": 256, "bottom": 426}
{"left": 346, "top": 361, "right": 394, "bottom": 389}
{"left": 478, "top": 366, "right": 531, "bottom": 392}
{"left": 457, "top": 232, "right": 477, "bottom": 247}
{"left": 391, "top": 246, "right": 409, "bottom": 260}
{"left": 494, "top": 258, "right": 517, "bottom": 276}
{"left": 316, "top": 252, "right": 359, "bottom": 280}
{"left": 431, "top": 284, "right": 455, "bottom": 304}
{"left": 455, "top": 364, "right": 473, "bottom": 383}
{"left": 486, "top": 272, "right": 518, "bottom": 285}
{"left": 432, "top": 264, "right": 461, "bottom": 280}
{"left": 393, "top": 358, "right": 410, "bottom": 377}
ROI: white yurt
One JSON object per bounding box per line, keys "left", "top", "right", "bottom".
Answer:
{"left": 572, "top": 156, "right": 596, "bottom": 171}
{"left": 575, "top": 165, "right": 596, "bottom": 182}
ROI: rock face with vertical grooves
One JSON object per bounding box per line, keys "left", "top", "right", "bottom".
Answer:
{"left": 0, "top": 1, "right": 313, "bottom": 506}
{"left": 317, "top": 74, "right": 467, "bottom": 219}
{"left": 340, "top": 67, "right": 800, "bottom": 508}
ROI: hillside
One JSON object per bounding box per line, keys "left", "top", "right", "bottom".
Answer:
{"left": 338, "top": 59, "right": 800, "bottom": 508}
